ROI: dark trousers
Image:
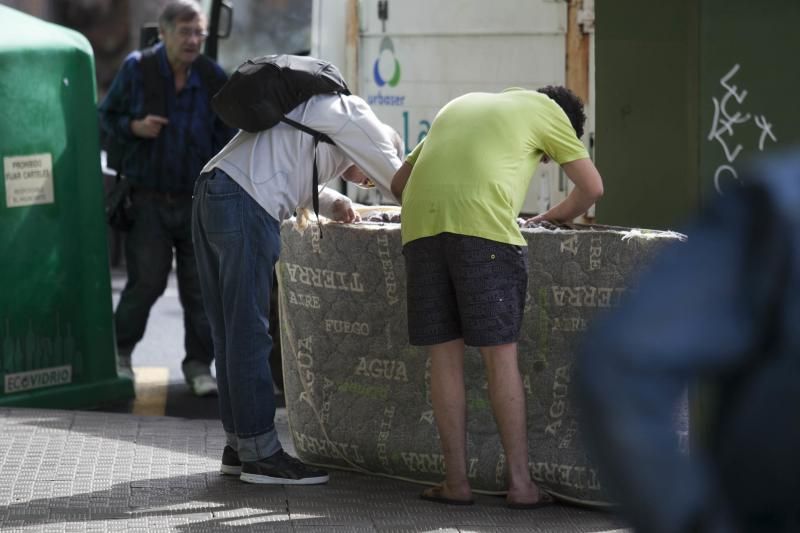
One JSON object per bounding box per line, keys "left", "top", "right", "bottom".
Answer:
{"left": 114, "top": 190, "right": 213, "bottom": 369}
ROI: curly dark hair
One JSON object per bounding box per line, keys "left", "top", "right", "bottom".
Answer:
{"left": 537, "top": 85, "right": 586, "bottom": 139}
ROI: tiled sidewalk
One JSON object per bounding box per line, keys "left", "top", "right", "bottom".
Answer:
{"left": 0, "top": 407, "right": 628, "bottom": 532}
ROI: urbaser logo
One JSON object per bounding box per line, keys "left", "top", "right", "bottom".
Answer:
{"left": 373, "top": 36, "right": 401, "bottom": 88}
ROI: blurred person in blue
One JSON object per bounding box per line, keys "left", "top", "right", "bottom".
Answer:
{"left": 99, "top": 0, "right": 235, "bottom": 396}
{"left": 577, "top": 150, "right": 800, "bottom": 533}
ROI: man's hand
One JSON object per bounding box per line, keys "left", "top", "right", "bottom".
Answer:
{"left": 331, "top": 198, "right": 361, "bottom": 224}
{"left": 130, "top": 114, "right": 169, "bottom": 139}
{"left": 533, "top": 158, "right": 604, "bottom": 224}
{"left": 522, "top": 215, "right": 559, "bottom": 230}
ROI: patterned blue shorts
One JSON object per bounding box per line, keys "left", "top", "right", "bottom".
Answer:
{"left": 403, "top": 233, "right": 528, "bottom": 347}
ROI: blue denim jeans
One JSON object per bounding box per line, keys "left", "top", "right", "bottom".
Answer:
{"left": 192, "top": 168, "right": 282, "bottom": 462}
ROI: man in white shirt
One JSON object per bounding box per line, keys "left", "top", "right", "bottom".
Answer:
{"left": 192, "top": 92, "right": 403, "bottom": 485}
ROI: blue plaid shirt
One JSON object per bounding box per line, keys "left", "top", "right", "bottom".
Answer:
{"left": 98, "top": 44, "right": 235, "bottom": 193}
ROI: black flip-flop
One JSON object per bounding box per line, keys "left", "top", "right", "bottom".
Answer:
{"left": 420, "top": 485, "right": 474, "bottom": 506}
{"left": 507, "top": 494, "right": 554, "bottom": 510}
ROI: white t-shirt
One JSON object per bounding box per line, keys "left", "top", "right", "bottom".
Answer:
{"left": 202, "top": 93, "right": 402, "bottom": 222}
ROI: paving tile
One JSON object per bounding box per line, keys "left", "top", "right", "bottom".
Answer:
{"left": 0, "top": 407, "right": 628, "bottom": 532}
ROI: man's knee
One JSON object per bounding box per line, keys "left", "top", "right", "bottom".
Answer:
{"left": 480, "top": 343, "right": 518, "bottom": 365}
{"left": 126, "top": 275, "right": 170, "bottom": 305}
{"left": 481, "top": 344, "right": 522, "bottom": 383}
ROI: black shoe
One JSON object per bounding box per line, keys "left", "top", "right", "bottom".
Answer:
{"left": 220, "top": 446, "right": 242, "bottom": 476}
{"left": 240, "top": 449, "right": 329, "bottom": 485}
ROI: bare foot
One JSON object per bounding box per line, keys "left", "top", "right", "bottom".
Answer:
{"left": 506, "top": 480, "right": 544, "bottom": 507}
{"left": 420, "top": 482, "right": 473, "bottom": 505}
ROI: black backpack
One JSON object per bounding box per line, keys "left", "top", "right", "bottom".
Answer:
{"left": 211, "top": 54, "right": 351, "bottom": 232}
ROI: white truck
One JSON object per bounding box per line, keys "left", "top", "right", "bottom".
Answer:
{"left": 202, "top": 0, "right": 595, "bottom": 215}
{"left": 310, "top": 0, "right": 596, "bottom": 215}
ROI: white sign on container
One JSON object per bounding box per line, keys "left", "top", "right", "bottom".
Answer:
{"left": 4, "top": 153, "right": 54, "bottom": 208}
{"left": 4, "top": 365, "right": 72, "bottom": 394}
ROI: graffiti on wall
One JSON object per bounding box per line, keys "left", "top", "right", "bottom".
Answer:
{"left": 708, "top": 64, "right": 778, "bottom": 194}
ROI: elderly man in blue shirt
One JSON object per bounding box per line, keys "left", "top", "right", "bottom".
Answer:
{"left": 99, "top": 0, "right": 235, "bottom": 396}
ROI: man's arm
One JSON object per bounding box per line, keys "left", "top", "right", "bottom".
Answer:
{"left": 98, "top": 57, "right": 138, "bottom": 141}
{"left": 390, "top": 162, "right": 413, "bottom": 203}
{"left": 301, "top": 94, "right": 404, "bottom": 203}
{"left": 529, "top": 157, "right": 603, "bottom": 224}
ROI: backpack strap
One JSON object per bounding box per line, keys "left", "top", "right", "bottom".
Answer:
{"left": 140, "top": 46, "right": 166, "bottom": 117}
{"left": 193, "top": 54, "right": 226, "bottom": 100}
{"left": 281, "top": 117, "right": 336, "bottom": 237}
{"left": 280, "top": 117, "right": 334, "bottom": 145}
{"left": 139, "top": 46, "right": 167, "bottom": 178}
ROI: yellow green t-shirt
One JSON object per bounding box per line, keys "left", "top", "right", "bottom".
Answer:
{"left": 400, "top": 88, "right": 589, "bottom": 246}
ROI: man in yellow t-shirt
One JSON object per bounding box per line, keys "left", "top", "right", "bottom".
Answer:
{"left": 391, "top": 86, "right": 604, "bottom": 509}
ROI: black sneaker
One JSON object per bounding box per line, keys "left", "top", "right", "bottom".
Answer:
{"left": 220, "top": 446, "right": 242, "bottom": 476}
{"left": 240, "top": 450, "right": 329, "bottom": 485}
